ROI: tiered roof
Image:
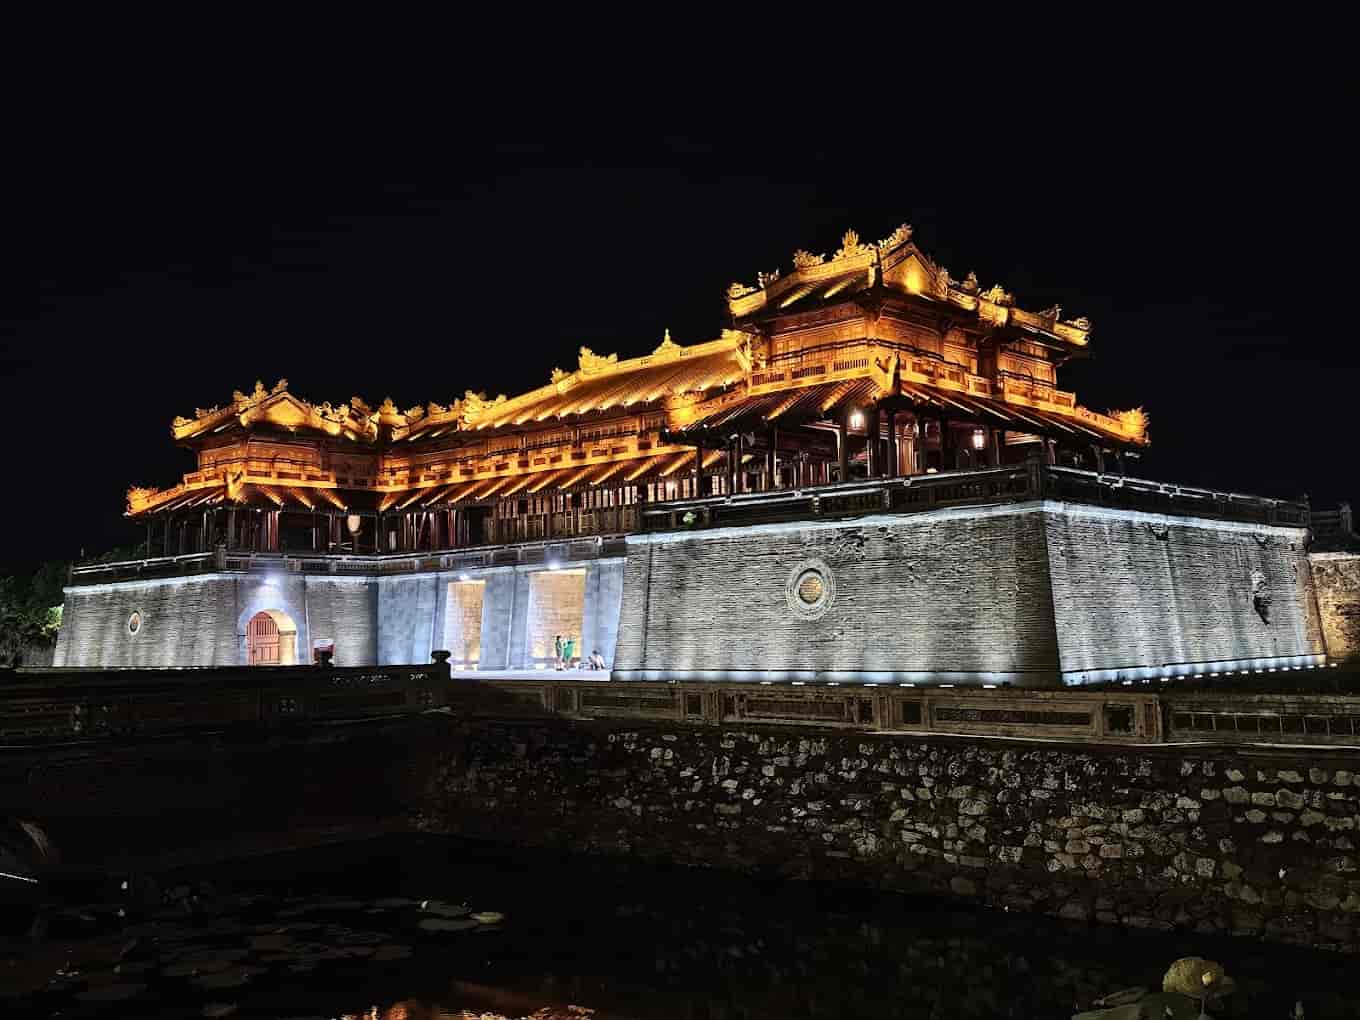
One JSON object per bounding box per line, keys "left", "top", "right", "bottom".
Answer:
{"left": 128, "top": 221, "right": 1148, "bottom": 518}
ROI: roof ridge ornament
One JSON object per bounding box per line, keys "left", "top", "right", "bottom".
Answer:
{"left": 578, "top": 346, "right": 619, "bottom": 374}
{"left": 980, "top": 283, "right": 1014, "bottom": 307}
{"left": 791, "top": 249, "right": 825, "bottom": 270}
{"left": 876, "top": 223, "right": 912, "bottom": 250}
{"left": 652, "top": 328, "right": 683, "bottom": 360}
{"left": 1113, "top": 407, "right": 1149, "bottom": 442}
{"left": 833, "top": 229, "right": 868, "bottom": 261}
{"left": 460, "top": 389, "right": 507, "bottom": 424}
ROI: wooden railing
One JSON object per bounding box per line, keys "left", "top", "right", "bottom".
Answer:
{"left": 439, "top": 675, "right": 1360, "bottom": 748}
{"left": 7, "top": 664, "right": 1357, "bottom": 749}
{"left": 76, "top": 466, "right": 1309, "bottom": 586}
{"left": 70, "top": 534, "right": 630, "bottom": 585}
{"left": 640, "top": 464, "right": 1310, "bottom": 534}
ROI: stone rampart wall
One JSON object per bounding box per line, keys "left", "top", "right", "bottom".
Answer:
{"left": 56, "top": 559, "right": 624, "bottom": 670}
{"left": 615, "top": 506, "right": 1060, "bottom": 682}
{"left": 1046, "top": 505, "right": 1320, "bottom": 681}
{"left": 614, "top": 502, "right": 1322, "bottom": 683}
{"left": 1311, "top": 553, "right": 1360, "bottom": 661}
{"left": 54, "top": 574, "right": 379, "bottom": 668}
{"left": 418, "top": 717, "right": 1360, "bottom": 950}
{"left": 56, "top": 575, "right": 242, "bottom": 668}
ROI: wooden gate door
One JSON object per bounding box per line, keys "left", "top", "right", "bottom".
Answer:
{"left": 247, "top": 612, "right": 281, "bottom": 665}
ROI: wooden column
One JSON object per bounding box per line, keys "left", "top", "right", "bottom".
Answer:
{"left": 1092, "top": 445, "right": 1106, "bottom": 474}
{"left": 885, "top": 408, "right": 897, "bottom": 479}
{"left": 990, "top": 428, "right": 1004, "bottom": 468}
{"left": 693, "top": 438, "right": 704, "bottom": 497}
{"left": 769, "top": 426, "right": 779, "bottom": 489}
{"left": 837, "top": 408, "right": 849, "bottom": 483}
{"left": 866, "top": 406, "right": 880, "bottom": 477}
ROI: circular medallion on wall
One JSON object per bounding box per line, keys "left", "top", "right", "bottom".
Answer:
{"left": 127, "top": 611, "right": 142, "bottom": 636}
{"left": 785, "top": 559, "right": 836, "bottom": 620}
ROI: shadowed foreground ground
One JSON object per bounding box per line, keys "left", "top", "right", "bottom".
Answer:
{"left": 2, "top": 833, "right": 1358, "bottom": 1019}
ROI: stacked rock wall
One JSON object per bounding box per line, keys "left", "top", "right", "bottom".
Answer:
{"left": 419, "top": 718, "right": 1360, "bottom": 949}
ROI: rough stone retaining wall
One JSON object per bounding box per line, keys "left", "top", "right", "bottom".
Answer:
{"left": 418, "top": 717, "right": 1360, "bottom": 950}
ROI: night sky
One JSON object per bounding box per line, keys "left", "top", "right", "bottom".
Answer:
{"left": 2, "top": 70, "right": 1352, "bottom": 574}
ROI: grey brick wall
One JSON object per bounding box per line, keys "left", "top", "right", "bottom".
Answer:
{"left": 54, "top": 505, "right": 1321, "bottom": 680}
{"left": 304, "top": 578, "right": 377, "bottom": 666}
{"left": 477, "top": 571, "right": 516, "bottom": 670}
{"left": 614, "top": 506, "right": 1060, "bottom": 682}
{"left": 1047, "top": 506, "right": 1319, "bottom": 679}
{"left": 53, "top": 574, "right": 380, "bottom": 668}
{"left": 376, "top": 576, "right": 439, "bottom": 664}
{"left": 55, "top": 576, "right": 241, "bottom": 668}
{"left": 614, "top": 503, "right": 1323, "bottom": 684}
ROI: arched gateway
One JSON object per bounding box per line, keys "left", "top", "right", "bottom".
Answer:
{"left": 246, "top": 610, "right": 298, "bottom": 665}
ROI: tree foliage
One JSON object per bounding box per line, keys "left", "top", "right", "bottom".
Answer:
{"left": 0, "top": 562, "right": 69, "bottom": 667}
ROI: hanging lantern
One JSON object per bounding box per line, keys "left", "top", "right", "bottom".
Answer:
{"left": 346, "top": 514, "right": 362, "bottom": 535}
{"left": 972, "top": 428, "right": 987, "bottom": 451}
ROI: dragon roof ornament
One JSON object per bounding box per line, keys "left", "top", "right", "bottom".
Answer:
{"left": 578, "top": 347, "right": 619, "bottom": 375}
{"left": 1113, "top": 407, "right": 1150, "bottom": 442}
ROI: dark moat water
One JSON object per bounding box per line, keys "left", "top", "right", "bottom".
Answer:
{"left": 4, "top": 834, "right": 1356, "bottom": 1019}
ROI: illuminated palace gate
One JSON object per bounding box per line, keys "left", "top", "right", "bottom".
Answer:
{"left": 54, "top": 221, "right": 1337, "bottom": 677}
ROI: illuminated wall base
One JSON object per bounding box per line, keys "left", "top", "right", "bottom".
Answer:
{"left": 1061, "top": 653, "right": 1329, "bottom": 687}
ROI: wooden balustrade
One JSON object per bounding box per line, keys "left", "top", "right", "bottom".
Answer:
{"left": 5, "top": 664, "right": 1355, "bottom": 749}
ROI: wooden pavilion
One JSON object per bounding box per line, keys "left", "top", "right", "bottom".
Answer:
{"left": 126, "top": 224, "right": 1148, "bottom": 556}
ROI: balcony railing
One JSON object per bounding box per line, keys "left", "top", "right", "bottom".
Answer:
{"left": 640, "top": 464, "right": 1310, "bottom": 534}
{"left": 73, "top": 465, "right": 1309, "bottom": 587}
{"left": 70, "top": 534, "right": 631, "bottom": 586}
